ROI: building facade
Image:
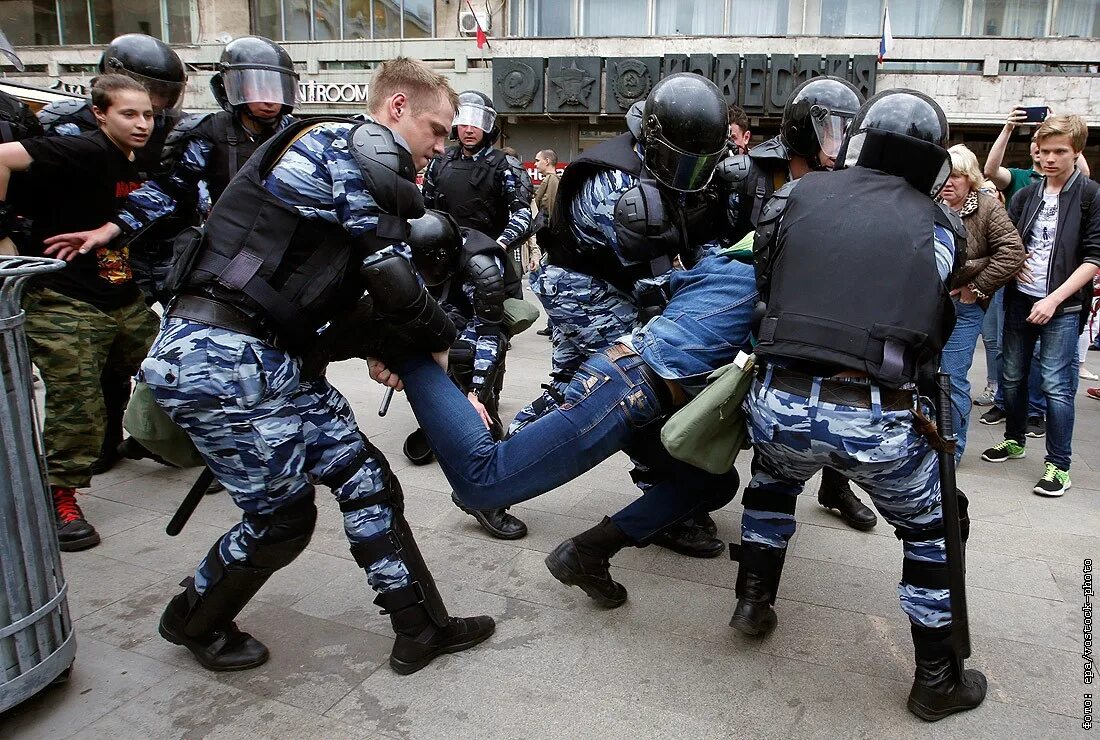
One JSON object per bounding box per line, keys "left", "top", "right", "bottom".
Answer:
{"left": 2, "top": 0, "right": 1097, "bottom": 167}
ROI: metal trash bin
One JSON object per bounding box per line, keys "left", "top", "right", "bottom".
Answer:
{"left": 0, "top": 255, "right": 76, "bottom": 712}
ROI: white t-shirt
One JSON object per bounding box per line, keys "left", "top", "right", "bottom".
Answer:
{"left": 1018, "top": 191, "right": 1059, "bottom": 298}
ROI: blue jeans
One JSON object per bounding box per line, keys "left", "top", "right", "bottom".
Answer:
{"left": 980, "top": 287, "right": 1003, "bottom": 385}
{"left": 1000, "top": 290, "right": 1081, "bottom": 470}
{"left": 941, "top": 298, "right": 984, "bottom": 461}
{"left": 401, "top": 352, "right": 738, "bottom": 543}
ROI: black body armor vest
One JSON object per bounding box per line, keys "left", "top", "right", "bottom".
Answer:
{"left": 428, "top": 147, "right": 509, "bottom": 239}
{"left": 755, "top": 167, "right": 956, "bottom": 388}
{"left": 183, "top": 118, "right": 408, "bottom": 349}
{"left": 205, "top": 112, "right": 280, "bottom": 204}
{"left": 0, "top": 91, "right": 43, "bottom": 142}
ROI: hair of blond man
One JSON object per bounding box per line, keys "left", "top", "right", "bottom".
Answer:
{"left": 367, "top": 57, "right": 459, "bottom": 118}
{"left": 1035, "top": 114, "right": 1088, "bottom": 153}
{"left": 948, "top": 144, "right": 985, "bottom": 192}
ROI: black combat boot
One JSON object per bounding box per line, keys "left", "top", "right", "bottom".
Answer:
{"left": 907, "top": 623, "right": 987, "bottom": 721}
{"left": 451, "top": 492, "right": 528, "bottom": 540}
{"left": 652, "top": 518, "right": 725, "bottom": 558}
{"left": 729, "top": 542, "right": 787, "bottom": 637}
{"left": 817, "top": 468, "right": 877, "bottom": 531}
{"left": 544, "top": 517, "right": 632, "bottom": 607}
{"left": 159, "top": 574, "right": 271, "bottom": 672}
{"left": 370, "top": 513, "right": 494, "bottom": 674}
{"left": 90, "top": 369, "right": 129, "bottom": 475}
{"left": 695, "top": 512, "right": 719, "bottom": 538}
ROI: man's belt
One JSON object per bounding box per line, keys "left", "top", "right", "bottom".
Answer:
{"left": 762, "top": 366, "right": 915, "bottom": 412}
{"left": 168, "top": 294, "right": 280, "bottom": 347}
{"left": 605, "top": 343, "right": 683, "bottom": 411}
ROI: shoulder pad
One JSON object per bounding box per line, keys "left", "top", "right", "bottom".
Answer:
{"left": 748, "top": 136, "right": 789, "bottom": 163}
{"left": 934, "top": 201, "right": 967, "bottom": 242}
{"left": 613, "top": 181, "right": 680, "bottom": 266}
{"left": 349, "top": 121, "right": 425, "bottom": 221}
{"left": 164, "top": 112, "right": 215, "bottom": 145}
{"left": 758, "top": 179, "right": 798, "bottom": 225}
{"left": 37, "top": 99, "right": 95, "bottom": 129}
{"left": 715, "top": 153, "right": 757, "bottom": 188}
{"left": 505, "top": 154, "right": 522, "bottom": 169}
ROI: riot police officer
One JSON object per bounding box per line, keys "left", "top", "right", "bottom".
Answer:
{"left": 526, "top": 73, "right": 737, "bottom": 597}
{"left": 422, "top": 90, "right": 533, "bottom": 253}
{"left": 731, "top": 89, "right": 986, "bottom": 720}
{"left": 67, "top": 36, "right": 298, "bottom": 307}
{"left": 38, "top": 33, "right": 188, "bottom": 474}
{"left": 0, "top": 89, "right": 44, "bottom": 255}
{"left": 90, "top": 58, "right": 492, "bottom": 675}
{"left": 723, "top": 76, "right": 878, "bottom": 532}
{"left": 400, "top": 209, "right": 529, "bottom": 540}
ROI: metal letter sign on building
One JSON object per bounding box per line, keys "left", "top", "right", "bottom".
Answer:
{"left": 495, "top": 54, "right": 878, "bottom": 116}
{"left": 297, "top": 80, "right": 370, "bottom": 105}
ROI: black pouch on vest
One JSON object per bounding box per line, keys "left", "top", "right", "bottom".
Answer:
{"left": 164, "top": 225, "right": 205, "bottom": 296}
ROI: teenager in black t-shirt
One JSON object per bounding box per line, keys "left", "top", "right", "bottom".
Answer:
{"left": 0, "top": 75, "right": 162, "bottom": 551}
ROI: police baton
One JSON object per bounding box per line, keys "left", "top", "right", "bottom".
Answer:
{"left": 933, "top": 371, "right": 971, "bottom": 660}
{"left": 166, "top": 466, "right": 217, "bottom": 536}
{"left": 378, "top": 387, "right": 395, "bottom": 417}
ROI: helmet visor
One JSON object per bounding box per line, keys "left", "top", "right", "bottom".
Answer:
{"left": 810, "top": 105, "right": 855, "bottom": 160}
{"left": 224, "top": 68, "right": 300, "bottom": 107}
{"left": 124, "top": 69, "right": 186, "bottom": 117}
{"left": 645, "top": 134, "right": 725, "bottom": 192}
{"left": 452, "top": 103, "right": 495, "bottom": 133}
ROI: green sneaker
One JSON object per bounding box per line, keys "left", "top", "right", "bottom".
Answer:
{"left": 1033, "top": 463, "right": 1071, "bottom": 497}
{"left": 980, "top": 439, "right": 1026, "bottom": 463}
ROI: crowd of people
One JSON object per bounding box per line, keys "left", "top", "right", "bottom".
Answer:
{"left": 1, "top": 32, "right": 1097, "bottom": 724}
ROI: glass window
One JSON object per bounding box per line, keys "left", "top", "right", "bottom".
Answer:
{"left": 655, "top": 0, "right": 724, "bottom": 35}
{"left": 820, "top": 0, "right": 882, "bottom": 35}
{"left": 970, "top": 0, "right": 1048, "bottom": 36}
{"left": 92, "top": 0, "right": 162, "bottom": 41}
{"left": 729, "top": 0, "right": 788, "bottom": 34}
{"left": 313, "top": 0, "right": 339, "bottom": 39}
{"left": 252, "top": 0, "right": 282, "bottom": 39}
{"left": 1053, "top": 0, "right": 1098, "bottom": 38}
{"left": 372, "top": 0, "right": 400, "bottom": 39}
{"left": 60, "top": 0, "right": 92, "bottom": 44}
{"left": 585, "top": 0, "right": 646, "bottom": 35}
{"left": 403, "top": 0, "right": 432, "bottom": 37}
{"left": 165, "top": 0, "right": 192, "bottom": 42}
{"left": 0, "top": 0, "right": 57, "bottom": 45}
{"left": 533, "top": 0, "right": 571, "bottom": 36}
{"left": 341, "top": 0, "right": 369, "bottom": 38}
{"left": 890, "top": 0, "right": 964, "bottom": 35}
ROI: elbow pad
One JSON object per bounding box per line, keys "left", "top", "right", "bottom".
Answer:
{"left": 466, "top": 253, "right": 507, "bottom": 327}
{"left": 360, "top": 252, "right": 457, "bottom": 352}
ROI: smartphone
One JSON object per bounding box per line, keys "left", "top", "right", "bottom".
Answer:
{"left": 1022, "top": 105, "right": 1049, "bottom": 123}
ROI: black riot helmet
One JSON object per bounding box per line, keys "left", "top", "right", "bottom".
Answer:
{"left": 451, "top": 90, "right": 498, "bottom": 147}
{"left": 780, "top": 76, "right": 863, "bottom": 170}
{"left": 407, "top": 209, "right": 462, "bottom": 286}
{"left": 210, "top": 36, "right": 299, "bottom": 117}
{"left": 836, "top": 88, "right": 951, "bottom": 197}
{"left": 99, "top": 34, "right": 187, "bottom": 117}
{"left": 628, "top": 73, "right": 728, "bottom": 192}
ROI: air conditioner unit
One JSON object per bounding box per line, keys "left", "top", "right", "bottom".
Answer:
{"left": 459, "top": 8, "right": 491, "bottom": 36}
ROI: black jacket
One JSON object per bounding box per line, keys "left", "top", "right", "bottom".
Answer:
{"left": 1008, "top": 170, "right": 1100, "bottom": 315}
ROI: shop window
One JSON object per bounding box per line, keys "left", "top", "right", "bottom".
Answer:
{"left": 889, "top": 0, "right": 965, "bottom": 36}
{"left": 655, "top": 0, "right": 724, "bottom": 36}
{"left": 584, "top": 0, "right": 646, "bottom": 35}
{"left": 1053, "top": 0, "right": 1098, "bottom": 37}
{"left": 970, "top": 0, "right": 1048, "bottom": 37}
{"left": 0, "top": 0, "right": 191, "bottom": 46}
{"left": 248, "top": 0, "right": 432, "bottom": 40}
{"left": 728, "top": 0, "right": 788, "bottom": 34}
{"left": 820, "top": 0, "right": 883, "bottom": 35}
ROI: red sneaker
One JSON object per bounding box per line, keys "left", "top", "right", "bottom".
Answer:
{"left": 1087, "top": 387, "right": 1100, "bottom": 401}
{"left": 52, "top": 487, "right": 101, "bottom": 552}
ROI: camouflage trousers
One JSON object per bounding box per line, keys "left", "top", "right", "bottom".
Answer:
{"left": 512, "top": 264, "right": 638, "bottom": 433}
{"left": 140, "top": 318, "right": 409, "bottom": 596}
{"left": 741, "top": 369, "right": 951, "bottom": 629}
{"left": 22, "top": 287, "right": 159, "bottom": 488}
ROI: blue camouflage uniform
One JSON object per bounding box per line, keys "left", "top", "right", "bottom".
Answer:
{"left": 141, "top": 121, "right": 413, "bottom": 598}
{"left": 740, "top": 224, "right": 958, "bottom": 628}
{"left": 450, "top": 253, "right": 506, "bottom": 399}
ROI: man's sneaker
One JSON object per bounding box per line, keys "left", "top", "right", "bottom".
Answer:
{"left": 981, "top": 440, "right": 1026, "bottom": 463}
{"left": 1088, "top": 387, "right": 1100, "bottom": 401}
{"left": 52, "top": 487, "right": 101, "bottom": 551}
{"left": 1033, "top": 462, "right": 1071, "bottom": 497}
{"left": 973, "top": 384, "right": 996, "bottom": 407}
{"left": 1026, "top": 416, "right": 1046, "bottom": 438}
{"left": 979, "top": 407, "right": 1006, "bottom": 425}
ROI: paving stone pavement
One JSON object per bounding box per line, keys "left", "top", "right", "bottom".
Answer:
{"left": 4, "top": 302, "right": 1098, "bottom": 739}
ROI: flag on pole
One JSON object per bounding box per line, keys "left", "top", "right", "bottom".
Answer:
{"left": 466, "top": 0, "right": 490, "bottom": 50}
{"left": 878, "top": 4, "right": 893, "bottom": 64}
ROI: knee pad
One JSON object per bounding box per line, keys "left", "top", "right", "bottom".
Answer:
{"left": 742, "top": 486, "right": 798, "bottom": 516}
{"left": 248, "top": 494, "right": 318, "bottom": 572}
